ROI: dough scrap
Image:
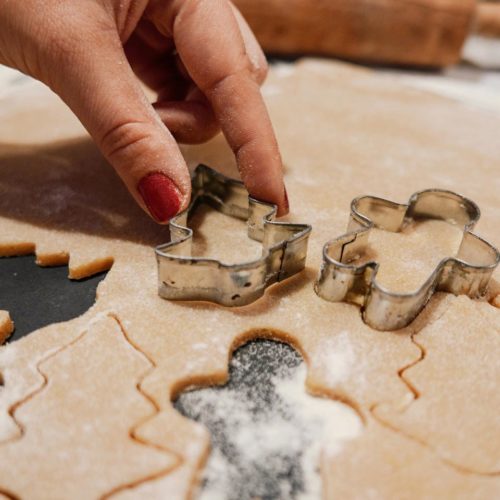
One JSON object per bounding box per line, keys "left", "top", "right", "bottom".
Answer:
{"left": 0, "top": 312, "right": 13, "bottom": 344}
{"left": 493, "top": 293, "right": 500, "bottom": 308}
{"left": 374, "top": 295, "right": 500, "bottom": 474}
{"left": 0, "top": 59, "right": 499, "bottom": 497}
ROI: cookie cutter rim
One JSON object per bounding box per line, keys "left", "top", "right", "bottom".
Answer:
{"left": 315, "top": 189, "right": 500, "bottom": 331}
{"left": 156, "top": 164, "right": 312, "bottom": 307}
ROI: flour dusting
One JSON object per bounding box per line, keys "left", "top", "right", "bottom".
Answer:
{"left": 175, "top": 340, "right": 362, "bottom": 500}
{"left": 317, "top": 331, "right": 358, "bottom": 386}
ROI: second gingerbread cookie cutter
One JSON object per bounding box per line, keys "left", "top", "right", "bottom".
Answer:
{"left": 315, "top": 189, "right": 500, "bottom": 331}
{"left": 156, "top": 165, "right": 311, "bottom": 306}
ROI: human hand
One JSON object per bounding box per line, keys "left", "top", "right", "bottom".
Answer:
{"left": 0, "top": 0, "right": 288, "bottom": 222}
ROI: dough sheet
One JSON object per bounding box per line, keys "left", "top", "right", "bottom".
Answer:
{"left": 0, "top": 59, "right": 499, "bottom": 498}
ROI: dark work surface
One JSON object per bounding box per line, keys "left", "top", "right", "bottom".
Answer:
{"left": 0, "top": 255, "right": 106, "bottom": 342}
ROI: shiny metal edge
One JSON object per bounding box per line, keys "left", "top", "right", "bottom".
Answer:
{"left": 156, "top": 164, "right": 312, "bottom": 307}
{"left": 315, "top": 189, "right": 500, "bottom": 331}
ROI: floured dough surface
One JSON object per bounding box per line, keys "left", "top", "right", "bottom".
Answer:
{"left": 0, "top": 316, "right": 177, "bottom": 499}
{"left": 324, "top": 416, "right": 500, "bottom": 500}
{"left": 374, "top": 295, "right": 500, "bottom": 474}
{"left": 358, "top": 219, "right": 465, "bottom": 293}
{"left": 0, "top": 60, "right": 499, "bottom": 498}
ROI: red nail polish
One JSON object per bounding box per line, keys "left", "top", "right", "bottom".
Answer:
{"left": 138, "top": 173, "right": 181, "bottom": 223}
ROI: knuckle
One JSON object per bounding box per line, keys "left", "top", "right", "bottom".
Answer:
{"left": 206, "top": 64, "right": 249, "bottom": 95}
{"left": 99, "top": 120, "right": 153, "bottom": 160}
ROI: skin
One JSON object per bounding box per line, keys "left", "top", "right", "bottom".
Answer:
{"left": 0, "top": 0, "right": 288, "bottom": 220}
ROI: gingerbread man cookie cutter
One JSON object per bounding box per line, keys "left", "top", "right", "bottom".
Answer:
{"left": 156, "top": 165, "right": 312, "bottom": 307}
{"left": 315, "top": 190, "right": 500, "bottom": 331}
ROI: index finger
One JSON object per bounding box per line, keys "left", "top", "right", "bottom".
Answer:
{"left": 149, "top": 0, "right": 288, "bottom": 215}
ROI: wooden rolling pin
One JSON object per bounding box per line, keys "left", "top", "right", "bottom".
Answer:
{"left": 233, "top": 0, "right": 477, "bottom": 67}
{"left": 475, "top": 2, "right": 500, "bottom": 37}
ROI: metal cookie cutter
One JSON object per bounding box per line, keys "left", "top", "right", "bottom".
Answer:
{"left": 156, "top": 165, "right": 311, "bottom": 306}
{"left": 315, "top": 190, "right": 500, "bottom": 331}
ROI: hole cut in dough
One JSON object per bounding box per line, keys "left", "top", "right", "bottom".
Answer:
{"left": 174, "top": 338, "right": 362, "bottom": 500}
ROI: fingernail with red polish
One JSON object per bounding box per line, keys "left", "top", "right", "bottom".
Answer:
{"left": 138, "top": 172, "right": 182, "bottom": 223}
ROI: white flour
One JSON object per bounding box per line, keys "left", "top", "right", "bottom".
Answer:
{"left": 175, "top": 340, "right": 362, "bottom": 500}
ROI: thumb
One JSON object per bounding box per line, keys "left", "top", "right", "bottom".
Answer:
{"left": 47, "top": 26, "right": 191, "bottom": 223}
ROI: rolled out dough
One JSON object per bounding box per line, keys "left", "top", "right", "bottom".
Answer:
{"left": 0, "top": 59, "right": 499, "bottom": 498}
{"left": 0, "top": 315, "right": 177, "bottom": 499}
{"left": 323, "top": 416, "right": 500, "bottom": 500}
{"left": 374, "top": 295, "right": 500, "bottom": 474}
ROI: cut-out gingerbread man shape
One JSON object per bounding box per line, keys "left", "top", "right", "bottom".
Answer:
{"left": 175, "top": 339, "right": 361, "bottom": 499}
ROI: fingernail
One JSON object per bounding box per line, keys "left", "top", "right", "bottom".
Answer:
{"left": 138, "top": 172, "right": 182, "bottom": 223}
